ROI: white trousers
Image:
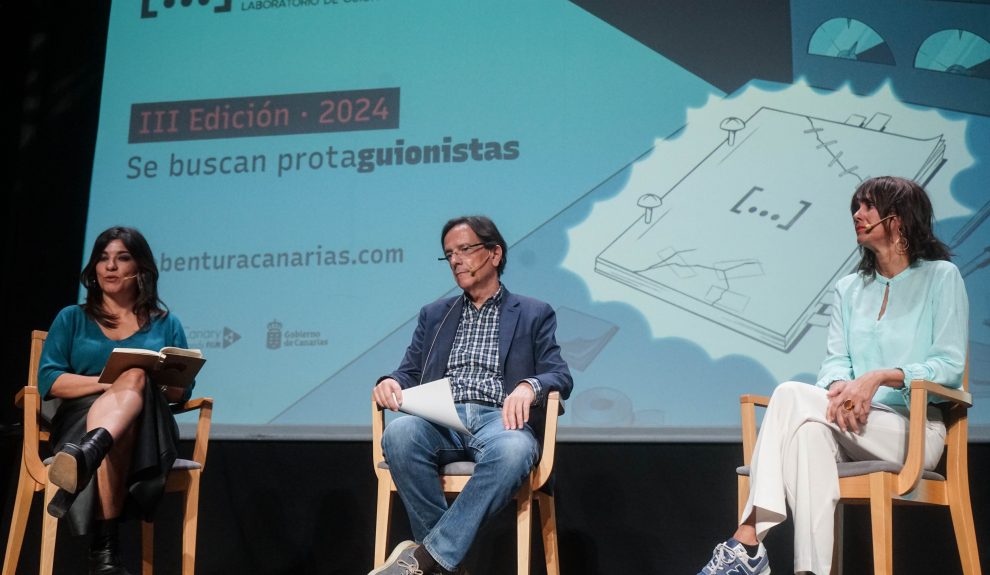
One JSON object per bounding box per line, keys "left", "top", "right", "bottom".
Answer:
{"left": 741, "top": 382, "right": 946, "bottom": 575}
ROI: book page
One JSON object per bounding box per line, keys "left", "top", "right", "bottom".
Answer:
{"left": 398, "top": 378, "right": 471, "bottom": 435}
{"left": 108, "top": 347, "right": 162, "bottom": 358}
{"left": 161, "top": 347, "right": 203, "bottom": 358}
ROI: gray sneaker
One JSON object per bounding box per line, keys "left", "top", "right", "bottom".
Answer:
{"left": 369, "top": 541, "right": 425, "bottom": 575}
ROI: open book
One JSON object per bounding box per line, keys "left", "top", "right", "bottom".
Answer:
{"left": 99, "top": 347, "right": 205, "bottom": 389}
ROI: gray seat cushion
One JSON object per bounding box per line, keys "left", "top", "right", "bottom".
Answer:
{"left": 172, "top": 458, "right": 202, "bottom": 471}
{"left": 44, "top": 456, "right": 201, "bottom": 471}
{"left": 736, "top": 463, "right": 944, "bottom": 481}
{"left": 378, "top": 461, "right": 476, "bottom": 476}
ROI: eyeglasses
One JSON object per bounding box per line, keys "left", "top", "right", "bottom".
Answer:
{"left": 438, "top": 242, "right": 490, "bottom": 262}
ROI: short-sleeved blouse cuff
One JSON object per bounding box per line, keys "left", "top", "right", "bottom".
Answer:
{"left": 40, "top": 371, "right": 66, "bottom": 400}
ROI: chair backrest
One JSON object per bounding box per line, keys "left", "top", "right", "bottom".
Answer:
{"left": 16, "top": 331, "right": 50, "bottom": 485}
{"left": 27, "top": 330, "right": 45, "bottom": 389}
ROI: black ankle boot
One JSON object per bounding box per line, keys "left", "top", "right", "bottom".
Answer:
{"left": 50, "top": 427, "right": 114, "bottom": 494}
{"left": 89, "top": 519, "right": 133, "bottom": 575}
{"left": 46, "top": 488, "right": 79, "bottom": 519}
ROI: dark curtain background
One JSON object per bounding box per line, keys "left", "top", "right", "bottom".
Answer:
{"left": 1, "top": 0, "right": 106, "bottom": 429}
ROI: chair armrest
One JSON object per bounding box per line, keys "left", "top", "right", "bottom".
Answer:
{"left": 739, "top": 395, "right": 770, "bottom": 465}
{"left": 896, "top": 381, "right": 971, "bottom": 495}
{"left": 372, "top": 399, "right": 387, "bottom": 475}
{"left": 15, "top": 387, "right": 50, "bottom": 482}
{"left": 910, "top": 380, "right": 972, "bottom": 408}
{"left": 532, "top": 391, "right": 561, "bottom": 490}
{"left": 171, "top": 396, "right": 212, "bottom": 414}
{"left": 740, "top": 394, "right": 770, "bottom": 407}
{"left": 172, "top": 396, "right": 213, "bottom": 468}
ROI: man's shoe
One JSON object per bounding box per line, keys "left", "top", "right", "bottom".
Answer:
{"left": 697, "top": 538, "right": 770, "bottom": 575}
{"left": 369, "top": 541, "right": 428, "bottom": 575}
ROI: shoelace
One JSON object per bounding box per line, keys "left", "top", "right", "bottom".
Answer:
{"left": 703, "top": 542, "right": 739, "bottom": 573}
{"left": 396, "top": 559, "right": 424, "bottom": 575}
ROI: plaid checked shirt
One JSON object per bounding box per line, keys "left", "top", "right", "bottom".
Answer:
{"left": 446, "top": 285, "right": 543, "bottom": 406}
{"left": 447, "top": 286, "right": 505, "bottom": 405}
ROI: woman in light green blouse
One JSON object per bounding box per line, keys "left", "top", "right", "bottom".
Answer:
{"left": 697, "top": 176, "right": 969, "bottom": 575}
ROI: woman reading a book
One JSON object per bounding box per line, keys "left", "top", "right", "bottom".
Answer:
{"left": 695, "top": 176, "right": 969, "bottom": 575}
{"left": 38, "top": 226, "right": 194, "bottom": 575}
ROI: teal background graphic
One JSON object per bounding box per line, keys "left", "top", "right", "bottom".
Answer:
{"left": 85, "top": 0, "right": 990, "bottom": 439}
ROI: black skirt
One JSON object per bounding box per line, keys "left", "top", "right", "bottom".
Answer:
{"left": 49, "top": 381, "right": 179, "bottom": 536}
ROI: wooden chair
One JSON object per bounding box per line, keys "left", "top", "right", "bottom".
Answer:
{"left": 2, "top": 330, "right": 214, "bottom": 575}
{"left": 736, "top": 365, "right": 981, "bottom": 575}
{"left": 372, "top": 391, "right": 563, "bottom": 575}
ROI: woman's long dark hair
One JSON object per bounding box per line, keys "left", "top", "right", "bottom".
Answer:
{"left": 80, "top": 226, "right": 167, "bottom": 328}
{"left": 851, "top": 176, "right": 951, "bottom": 278}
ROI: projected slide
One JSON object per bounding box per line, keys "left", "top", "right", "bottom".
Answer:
{"left": 84, "top": 1, "right": 990, "bottom": 438}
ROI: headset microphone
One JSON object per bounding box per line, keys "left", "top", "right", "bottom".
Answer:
{"left": 863, "top": 215, "right": 894, "bottom": 233}
{"left": 466, "top": 253, "right": 493, "bottom": 277}
{"left": 121, "top": 274, "right": 139, "bottom": 280}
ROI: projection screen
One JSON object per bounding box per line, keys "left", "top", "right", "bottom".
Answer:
{"left": 82, "top": 0, "right": 990, "bottom": 440}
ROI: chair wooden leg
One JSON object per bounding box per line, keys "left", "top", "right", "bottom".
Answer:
{"left": 536, "top": 492, "right": 559, "bottom": 575}
{"left": 374, "top": 476, "right": 394, "bottom": 567}
{"left": 831, "top": 503, "right": 844, "bottom": 575}
{"left": 947, "top": 471, "right": 983, "bottom": 575}
{"left": 868, "top": 474, "right": 894, "bottom": 575}
{"left": 516, "top": 485, "right": 532, "bottom": 575}
{"left": 40, "top": 481, "right": 59, "bottom": 575}
{"left": 736, "top": 476, "right": 749, "bottom": 522}
{"left": 142, "top": 520, "right": 155, "bottom": 575}
{"left": 181, "top": 471, "right": 201, "bottom": 575}
{"left": 2, "top": 464, "right": 38, "bottom": 575}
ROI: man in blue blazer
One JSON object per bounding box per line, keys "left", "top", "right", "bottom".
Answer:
{"left": 371, "top": 215, "right": 573, "bottom": 575}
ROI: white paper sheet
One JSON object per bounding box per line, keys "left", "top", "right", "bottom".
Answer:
{"left": 399, "top": 377, "right": 471, "bottom": 435}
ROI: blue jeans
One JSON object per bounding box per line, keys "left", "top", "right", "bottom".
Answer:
{"left": 381, "top": 403, "right": 540, "bottom": 571}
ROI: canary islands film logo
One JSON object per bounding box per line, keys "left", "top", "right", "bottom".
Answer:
{"left": 187, "top": 326, "right": 241, "bottom": 350}
{"left": 141, "top": 0, "right": 232, "bottom": 19}
{"left": 266, "top": 319, "right": 328, "bottom": 350}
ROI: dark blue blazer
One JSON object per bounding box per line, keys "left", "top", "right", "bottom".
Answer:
{"left": 388, "top": 287, "right": 573, "bottom": 432}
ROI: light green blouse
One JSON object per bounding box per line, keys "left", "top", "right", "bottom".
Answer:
{"left": 815, "top": 259, "right": 969, "bottom": 408}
